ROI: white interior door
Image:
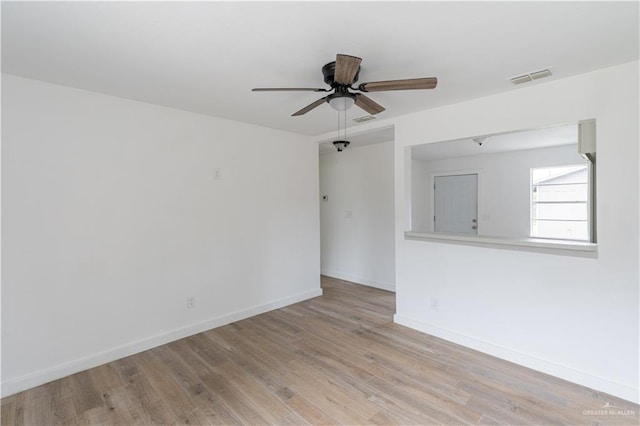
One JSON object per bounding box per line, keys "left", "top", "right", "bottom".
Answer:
{"left": 434, "top": 174, "right": 478, "bottom": 234}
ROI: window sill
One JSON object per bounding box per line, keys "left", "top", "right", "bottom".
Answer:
{"left": 404, "top": 231, "right": 598, "bottom": 257}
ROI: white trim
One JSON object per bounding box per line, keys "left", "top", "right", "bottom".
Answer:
{"left": 1, "top": 288, "right": 323, "bottom": 398}
{"left": 393, "top": 314, "right": 639, "bottom": 404}
{"left": 321, "top": 269, "right": 395, "bottom": 292}
{"left": 405, "top": 230, "right": 597, "bottom": 256}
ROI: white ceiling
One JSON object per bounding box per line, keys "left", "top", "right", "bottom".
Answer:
{"left": 2, "top": 2, "right": 638, "bottom": 137}
{"left": 411, "top": 123, "right": 578, "bottom": 161}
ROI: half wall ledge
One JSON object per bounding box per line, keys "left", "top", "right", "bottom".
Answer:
{"left": 404, "top": 231, "right": 598, "bottom": 257}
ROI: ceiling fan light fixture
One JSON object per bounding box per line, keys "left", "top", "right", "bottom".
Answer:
{"left": 327, "top": 93, "right": 356, "bottom": 111}
{"left": 333, "top": 140, "right": 350, "bottom": 152}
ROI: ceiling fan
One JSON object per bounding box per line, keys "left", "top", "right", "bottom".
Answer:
{"left": 252, "top": 54, "right": 438, "bottom": 117}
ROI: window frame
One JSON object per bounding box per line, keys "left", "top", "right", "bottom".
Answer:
{"left": 530, "top": 164, "right": 593, "bottom": 242}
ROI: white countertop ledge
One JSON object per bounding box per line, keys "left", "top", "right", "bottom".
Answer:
{"left": 405, "top": 231, "right": 598, "bottom": 254}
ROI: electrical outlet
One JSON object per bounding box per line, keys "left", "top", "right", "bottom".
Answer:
{"left": 430, "top": 297, "right": 439, "bottom": 310}
{"left": 345, "top": 210, "right": 353, "bottom": 218}
{"left": 187, "top": 296, "right": 195, "bottom": 309}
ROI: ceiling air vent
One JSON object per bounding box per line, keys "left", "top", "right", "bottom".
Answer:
{"left": 530, "top": 69, "right": 552, "bottom": 80}
{"left": 510, "top": 68, "right": 552, "bottom": 85}
{"left": 353, "top": 115, "right": 376, "bottom": 123}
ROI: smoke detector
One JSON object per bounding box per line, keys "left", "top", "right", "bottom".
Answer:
{"left": 473, "top": 136, "right": 489, "bottom": 146}
{"left": 510, "top": 68, "right": 552, "bottom": 85}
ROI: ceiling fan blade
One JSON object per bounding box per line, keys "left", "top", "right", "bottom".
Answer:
{"left": 252, "top": 87, "right": 328, "bottom": 92}
{"left": 292, "top": 96, "right": 327, "bottom": 116}
{"left": 355, "top": 94, "right": 385, "bottom": 115}
{"left": 358, "top": 77, "right": 438, "bottom": 92}
{"left": 334, "top": 54, "right": 362, "bottom": 85}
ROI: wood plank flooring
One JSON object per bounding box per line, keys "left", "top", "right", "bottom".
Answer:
{"left": 2, "top": 276, "right": 638, "bottom": 425}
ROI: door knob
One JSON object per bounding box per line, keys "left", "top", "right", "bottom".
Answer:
{"left": 472, "top": 225, "right": 477, "bottom": 230}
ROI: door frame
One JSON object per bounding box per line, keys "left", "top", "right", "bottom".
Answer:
{"left": 428, "top": 169, "right": 483, "bottom": 233}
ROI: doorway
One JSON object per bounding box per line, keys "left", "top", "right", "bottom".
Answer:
{"left": 434, "top": 174, "right": 478, "bottom": 234}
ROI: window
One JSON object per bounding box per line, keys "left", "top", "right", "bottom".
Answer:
{"left": 531, "top": 165, "right": 590, "bottom": 241}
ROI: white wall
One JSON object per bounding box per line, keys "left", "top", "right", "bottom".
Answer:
{"left": 319, "top": 141, "right": 395, "bottom": 291}
{"left": 412, "top": 145, "right": 587, "bottom": 237}
{"left": 411, "top": 159, "right": 429, "bottom": 231}
{"left": 1, "top": 75, "right": 321, "bottom": 395}
{"left": 394, "top": 61, "right": 639, "bottom": 403}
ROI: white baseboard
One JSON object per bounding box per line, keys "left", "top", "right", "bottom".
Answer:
{"left": 1, "top": 288, "right": 323, "bottom": 398}
{"left": 321, "top": 268, "right": 395, "bottom": 292}
{"left": 393, "top": 314, "right": 639, "bottom": 404}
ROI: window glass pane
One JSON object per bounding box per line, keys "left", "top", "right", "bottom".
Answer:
{"left": 535, "top": 184, "right": 588, "bottom": 202}
{"left": 533, "top": 220, "right": 589, "bottom": 240}
{"left": 531, "top": 164, "right": 590, "bottom": 241}
{"left": 532, "top": 165, "right": 588, "bottom": 184}
{"left": 533, "top": 202, "right": 588, "bottom": 220}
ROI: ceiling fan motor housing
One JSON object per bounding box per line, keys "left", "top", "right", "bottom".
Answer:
{"left": 322, "top": 61, "right": 360, "bottom": 87}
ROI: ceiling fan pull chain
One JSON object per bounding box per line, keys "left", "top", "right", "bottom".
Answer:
{"left": 343, "top": 108, "right": 347, "bottom": 141}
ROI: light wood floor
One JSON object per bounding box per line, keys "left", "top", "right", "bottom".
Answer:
{"left": 2, "top": 276, "right": 638, "bottom": 425}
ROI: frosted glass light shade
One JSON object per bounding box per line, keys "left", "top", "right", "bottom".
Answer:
{"left": 328, "top": 96, "right": 355, "bottom": 111}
